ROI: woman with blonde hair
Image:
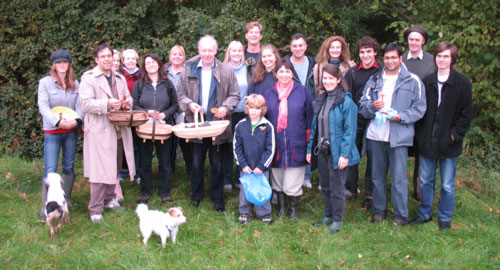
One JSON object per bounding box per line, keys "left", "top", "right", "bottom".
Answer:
{"left": 38, "top": 49, "right": 83, "bottom": 220}
{"left": 222, "top": 40, "right": 253, "bottom": 191}
{"left": 313, "top": 36, "right": 355, "bottom": 96}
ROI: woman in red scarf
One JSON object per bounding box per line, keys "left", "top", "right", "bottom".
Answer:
{"left": 263, "top": 59, "right": 313, "bottom": 220}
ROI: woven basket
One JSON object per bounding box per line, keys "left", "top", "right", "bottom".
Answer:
{"left": 136, "top": 123, "right": 172, "bottom": 144}
{"left": 172, "top": 108, "right": 229, "bottom": 142}
{"left": 108, "top": 109, "right": 148, "bottom": 127}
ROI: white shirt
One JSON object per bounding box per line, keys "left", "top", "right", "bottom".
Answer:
{"left": 197, "top": 60, "right": 214, "bottom": 114}
{"left": 407, "top": 50, "right": 424, "bottom": 60}
{"left": 366, "top": 71, "right": 398, "bottom": 142}
{"left": 437, "top": 74, "right": 449, "bottom": 106}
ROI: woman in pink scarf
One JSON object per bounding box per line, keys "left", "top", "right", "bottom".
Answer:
{"left": 263, "top": 59, "right": 313, "bottom": 221}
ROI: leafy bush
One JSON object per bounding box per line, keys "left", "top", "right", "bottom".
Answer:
{"left": 1, "top": 0, "right": 497, "bottom": 169}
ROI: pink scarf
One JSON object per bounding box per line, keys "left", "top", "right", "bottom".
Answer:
{"left": 275, "top": 81, "right": 294, "bottom": 133}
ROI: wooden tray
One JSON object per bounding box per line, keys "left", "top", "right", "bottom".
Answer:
{"left": 172, "top": 108, "right": 229, "bottom": 142}
{"left": 136, "top": 123, "right": 172, "bottom": 144}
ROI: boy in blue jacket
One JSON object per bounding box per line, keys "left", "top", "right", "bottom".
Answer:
{"left": 233, "top": 94, "right": 275, "bottom": 224}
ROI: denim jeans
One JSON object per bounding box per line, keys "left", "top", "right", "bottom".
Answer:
{"left": 418, "top": 156, "right": 457, "bottom": 222}
{"left": 368, "top": 139, "right": 409, "bottom": 221}
{"left": 43, "top": 131, "right": 78, "bottom": 177}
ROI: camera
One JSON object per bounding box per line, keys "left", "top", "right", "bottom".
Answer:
{"left": 319, "top": 138, "right": 331, "bottom": 153}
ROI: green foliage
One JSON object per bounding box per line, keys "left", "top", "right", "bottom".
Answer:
{"left": 372, "top": 0, "right": 500, "bottom": 168}
{"left": 0, "top": 0, "right": 497, "bottom": 168}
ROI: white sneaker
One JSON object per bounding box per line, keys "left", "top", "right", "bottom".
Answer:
{"left": 303, "top": 179, "right": 312, "bottom": 189}
{"left": 90, "top": 214, "right": 103, "bottom": 223}
{"left": 136, "top": 177, "right": 141, "bottom": 184}
{"left": 105, "top": 198, "right": 125, "bottom": 210}
{"left": 318, "top": 185, "right": 322, "bottom": 191}
{"left": 224, "top": 184, "right": 233, "bottom": 191}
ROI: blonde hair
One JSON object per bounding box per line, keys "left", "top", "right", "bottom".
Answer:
{"left": 121, "top": 48, "right": 139, "bottom": 62}
{"left": 169, "top": 45, "right": 185, "bottom": 60}
{"left": 316, "top": 36, "right": 351, "bottom": 65}
{"left": 244, "top": 94, "right": 267, "bottom": 116}
{"left": 223, "top": 41, "right": 245, "bottom": 64}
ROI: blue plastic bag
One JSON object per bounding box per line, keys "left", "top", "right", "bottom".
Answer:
{"left": 239, "top": 173, "right": 272, "bottom": 207}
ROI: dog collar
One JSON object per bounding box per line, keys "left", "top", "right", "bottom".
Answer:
{"left": 166, "top": 225, "right": 178, "bottom": 234}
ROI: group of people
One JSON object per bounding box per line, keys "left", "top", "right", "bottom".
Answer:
{"left": 37, "top": 22, "right": 472, "bottom": 233}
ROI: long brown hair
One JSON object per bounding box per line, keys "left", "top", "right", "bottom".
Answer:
{"left": 322, "top": 64, "right": 349, "bottom": 92}
{"left": 49, "top": 63, "right": 76, "bottom": 91}
{"left": 140, "top": 54, "right": 167, "bottom": 84}
{"left": 253, "top": 44, "right": 281, "bottom": 83}
{"left": 316, "top": 36, "right": 351, "bottom": 66}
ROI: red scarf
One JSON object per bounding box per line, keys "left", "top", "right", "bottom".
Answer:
{"left": 274, "top": 81, "right": 294, "bottom": 133}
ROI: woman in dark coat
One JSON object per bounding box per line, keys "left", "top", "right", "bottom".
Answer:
{"left": 263, "top": 59, "right": 313, "bottom": 220}
{"left": 133, "top": 54, "right": 178, "bottom": 204}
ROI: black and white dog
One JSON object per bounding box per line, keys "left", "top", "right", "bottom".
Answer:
{"left": 136, "top": 203, "right": 187, "bottom": 248}
{"left": 44, "top": 173, "right": 69, "bottom": 240}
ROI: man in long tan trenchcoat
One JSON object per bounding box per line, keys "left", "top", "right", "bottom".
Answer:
{"left": 79, "top": 44, "right": 135, "bottom": 222}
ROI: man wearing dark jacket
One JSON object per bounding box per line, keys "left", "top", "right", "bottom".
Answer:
{"left": 410, "top": 42, "right": 472, "bottom": 230}
{"left": 344, "top": 36, "right": 382, "bottom": 209}
{"left": 177, "top": 35, "right": 240, "bottom": 213}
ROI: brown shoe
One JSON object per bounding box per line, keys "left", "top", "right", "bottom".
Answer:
{"left": 161, "top": 195, "right": 173, "bottom": 204}
{"left": 361, "top": 198, "right": 372, "bottom": 211}
{"left": 392, "top": 218, "right": 407, "bottom": 226}
{"left": 371, "top": 214, "right": 385, "bottom": 223}
{"left": 137, "top": 195, "right": 150, "bottom": 204}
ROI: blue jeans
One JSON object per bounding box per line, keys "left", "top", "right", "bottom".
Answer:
{"left": 368, "top": 139, "right": 409, "bottom": 221}
{"left": 418, "top": 156, "right": 457, "bottom": 222}
{"left": 43, "top": 131, "right": 78, "bottom": 177}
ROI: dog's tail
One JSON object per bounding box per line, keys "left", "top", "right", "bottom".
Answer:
{"left": 135, "top": 203, "right": 149, "bottom": 218}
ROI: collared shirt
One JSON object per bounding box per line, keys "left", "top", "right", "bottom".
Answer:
{"left": 407, "top": 50, "right": 424, "bottom": 60}
{"left": 197, "top": 60, "right": 214, "bottom": 114}
{"left": 167, "top": 66, "right": 183, "bottom": 90}
{"left": 358, "top": 61, "right": 380, "bottom": 71}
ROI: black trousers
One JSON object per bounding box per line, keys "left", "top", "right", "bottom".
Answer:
{"left": 138, "top": 137, "right": 173, "bottom": 197}
{"left": 190, "top": 138, "right": 227, "bottom": 205}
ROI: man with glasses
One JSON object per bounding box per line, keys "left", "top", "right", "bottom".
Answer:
{"left": 359, "top": 44, "right": 426, "bottom": 226}
{"left": 79, "top": 44, "right": 135, "bottom": 222}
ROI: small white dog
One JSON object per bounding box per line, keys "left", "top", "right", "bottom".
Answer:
{"left": 136, "top": 203, "right": 187, "bottom": 248}
{"left": 44, "top": 173, "right": 69, "bottom": 240}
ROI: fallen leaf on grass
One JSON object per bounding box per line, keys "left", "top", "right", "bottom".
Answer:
{"left": 66, "top": 241, "right": 73, "bottom": 247}
{"left": 207, "top": 265, "right": 214, "bottom": 269}
{"left": 6, "top": 172, "right": 12, "bottom": 179}
{"left": 405, "top": 255, "right": 411, "bottom": 259}
{"left": 218, "top": 241, "right": 224, "bottom": 247}
{"left": 253, "top": 230, "right": 261, "bottom": 237}
{"left": 339, "top": 260, "right": 345, "bottom": 266}
{"left": 137, "top": 234, "right": 141, "bottom": 238}
{"left": 489, "top": 208, "right": 493, "bottom": 213}
{"left": 497, "top": 210, "right": 500, "bottom": 214}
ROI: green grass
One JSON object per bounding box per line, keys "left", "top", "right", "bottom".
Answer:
{"left": 0, "top": 154, "right": 498, "bottom": 269}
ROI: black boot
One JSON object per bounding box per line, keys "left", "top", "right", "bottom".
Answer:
{"left": 277, "top": 192, "right": 287, "bottom": 218}
{"left": 289, "top": 196, "right": 299, "bottom": 221}
{"left": 39, "top": 181, "right": 48, "bottom": 221}
{"left": 62, "top": 174, "right": 75, "bottom": 208}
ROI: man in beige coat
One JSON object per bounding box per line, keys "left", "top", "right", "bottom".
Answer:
{"left": 79, "top": 44, "right": 135, "bottom": 222}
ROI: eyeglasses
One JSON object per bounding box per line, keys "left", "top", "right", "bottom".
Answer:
{"left": 98, "top": 54, "right": 113, "bottom": 59}
{"left": 383, "top": 56, "right": 400, "bottom": 61}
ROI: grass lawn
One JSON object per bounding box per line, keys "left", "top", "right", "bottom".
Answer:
{"left": 0, "top": 153, "right": 498, "bottom": 269}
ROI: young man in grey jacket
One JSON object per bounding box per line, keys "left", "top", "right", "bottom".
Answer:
{"left": 359, "top": 44, "right": 426, "bottom": 226}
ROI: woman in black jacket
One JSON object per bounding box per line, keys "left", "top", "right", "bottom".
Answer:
{"left": 133, "top": 54, "right": 178, "bottom": 204}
